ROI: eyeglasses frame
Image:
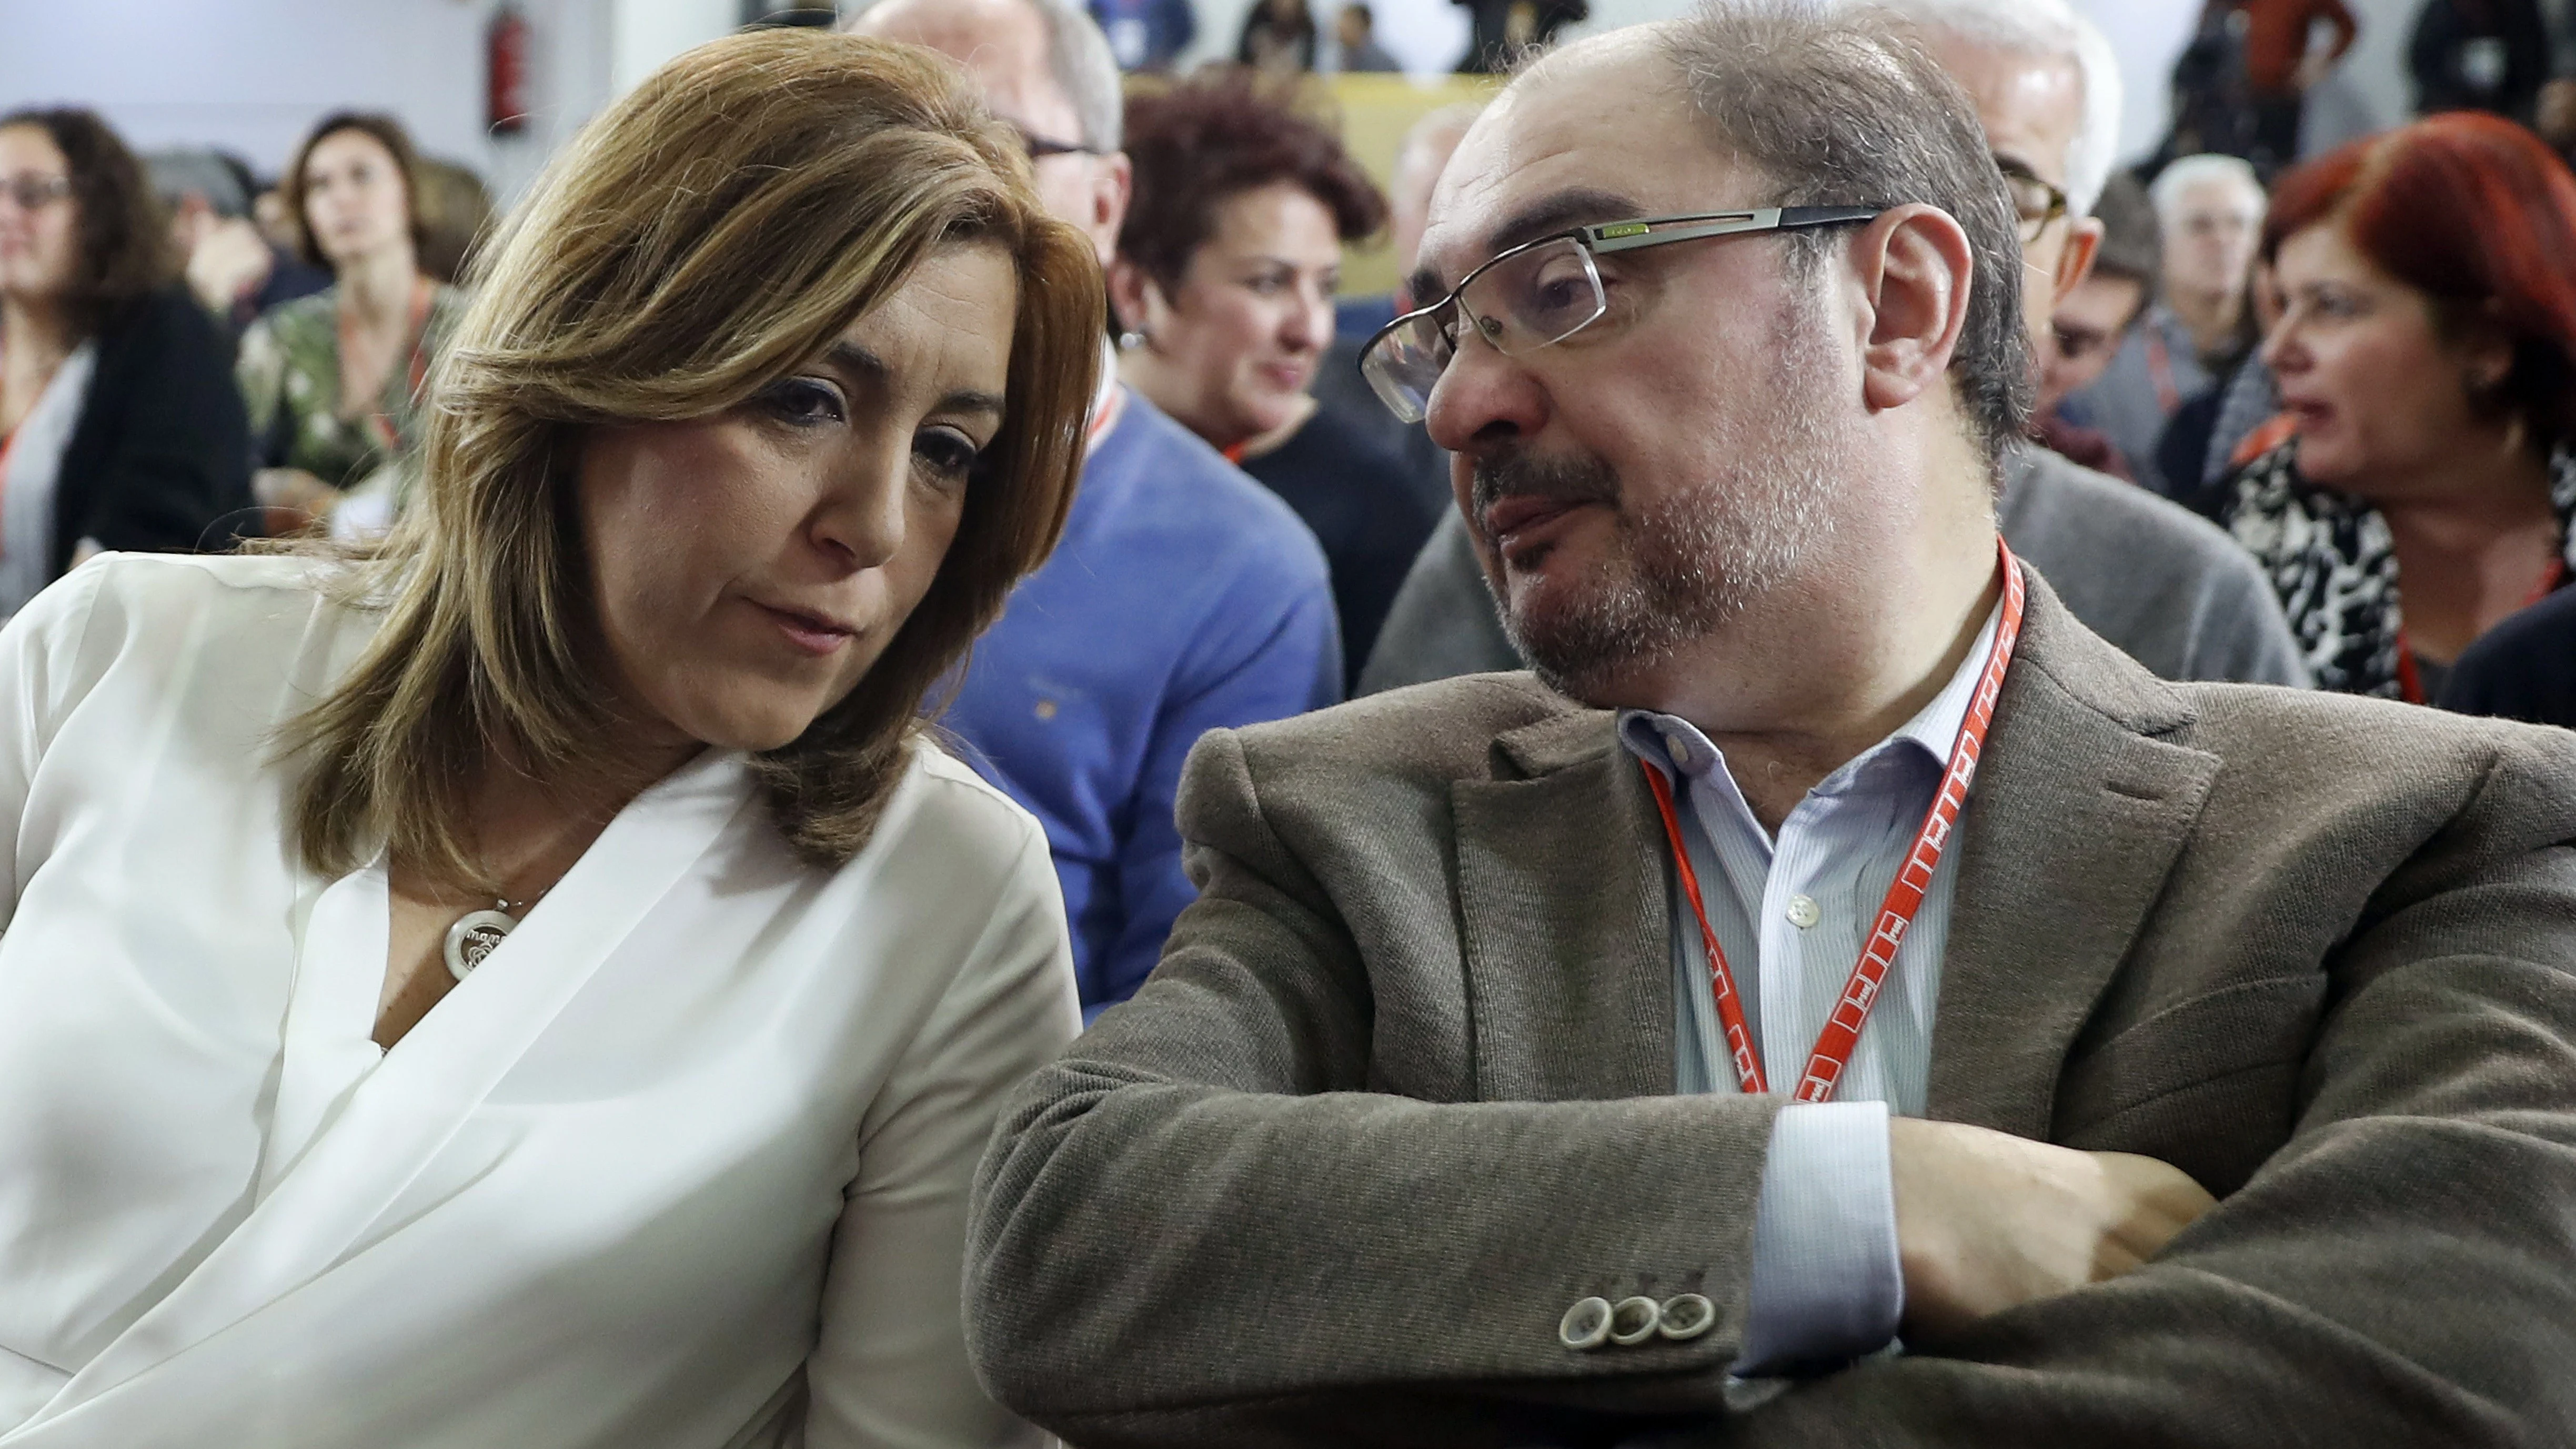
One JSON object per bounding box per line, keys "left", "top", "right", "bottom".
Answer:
{"left": 1013, "top": 125, "right": 1103, "bottom": 161}
{"left": 1992, "top": 156, "right": 2069, "bottom": 243}
{"left": 1357, "top": 204, "right": 1884, "bottom": 422}
{"left": 0, "top": 173, "right": 74, "bottom": 213}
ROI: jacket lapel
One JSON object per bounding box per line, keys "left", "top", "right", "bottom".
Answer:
{"left": 28, "top": 749, "right": 761, "bottom": 1427}
{"left": 1452, "top": 709, "right": 1676, "bottom": 1102}
{"left": 1927, "top": 572, "right": 2220, "bottom": 1137}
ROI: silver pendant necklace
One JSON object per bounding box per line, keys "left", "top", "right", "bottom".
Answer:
{"left": 441, "top": 892, "right": 541, "bottom": 983}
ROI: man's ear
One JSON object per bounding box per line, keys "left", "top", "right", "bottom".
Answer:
{"left": 1106, "top": 256, "right": 1147, "bottom": 335}
{"left": 1089, "top": 153, "right": 1135, "bottom": 268}
{"left": 2051, "top": 215, "right": 2103, "bottom": 308}
{"left": 1847, "top": 203, "right": 1977, "bottom": 415}
{"left": 1106, "top": 257, "right": 1171, "bottom": 340}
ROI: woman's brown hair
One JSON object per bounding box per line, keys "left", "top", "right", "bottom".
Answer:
{"left": 280, "top": 109, "right": 428, "bottom": 269}
{"left": 281, "top": 29, "right": 1101, "bottom": 892}
{"left": 0, "top": 107, "right": 174, "bottom": 340}
{"left": 1115, "top": 68, "right": 1387, "bottom": 290}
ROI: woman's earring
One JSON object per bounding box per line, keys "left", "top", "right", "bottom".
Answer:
{"left": 1118, "top": 329, "right": 1148, "bottom": 351}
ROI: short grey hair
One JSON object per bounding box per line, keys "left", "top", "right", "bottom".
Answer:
{"left": 2149, "top": 152, "right": 2265, "bottom": 225}
{"left": 144, "top": 147, "right": 250, "bottom": 219}
{"left": 1854, "top": 0, "right": 2122, "bottom": 215}
{"left": 1652, "top": 1, "right": 2032, "bottom": 465}
{"left": 1029, "top": 0, "right": 1125, "bottom": 153}
{"left": 842, "top": 0, "right": 1123, "bottom": 152}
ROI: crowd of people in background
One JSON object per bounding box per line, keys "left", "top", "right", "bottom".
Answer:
{"left": 1094, "top": 0, "right": 2576, "bottom": 104}
{"left": 1095, "top": 0, "right": 1589, "bottom": 73}
{"left": 0, "top": 101, "right": 496, "bottom": 618}
{"left": 2029, "top": 8, "right": 2576, "bottom": 710}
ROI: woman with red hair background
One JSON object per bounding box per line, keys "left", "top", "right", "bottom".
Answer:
{"left": 2221, "top": 111, "right": 2576, "bottom": 699}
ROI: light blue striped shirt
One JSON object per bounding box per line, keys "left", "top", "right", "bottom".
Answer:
{"left": 1615, "top": 604, "right": 1999, "bottom": 1375}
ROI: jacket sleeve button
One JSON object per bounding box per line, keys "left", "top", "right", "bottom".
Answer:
{"left": 1609, "top": 1295, "right": 1662, "bottom": 1345}
{"left": 1657, "top": 1292, "right": 1715, "bottom": 1341}
{"left": 1559, "top": 1296, "right": 1614, "bottom": 1350}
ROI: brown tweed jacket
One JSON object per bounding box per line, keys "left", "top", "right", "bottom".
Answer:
{"left": 967, "top": 565, "right": 2576, "bottom": 1448}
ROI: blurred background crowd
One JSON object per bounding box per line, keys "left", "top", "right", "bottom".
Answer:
{"left": 9, "top": 0, "right": 2576, "bottom": 901}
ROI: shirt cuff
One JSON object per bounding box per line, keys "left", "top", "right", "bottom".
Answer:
{"left": 1735, "top": 1100, "right": 1904, "bottom": 1376}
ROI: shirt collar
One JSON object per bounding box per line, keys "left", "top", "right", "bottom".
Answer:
{"left": 1616, "top": 600, "right": 2005, "bottom": 798}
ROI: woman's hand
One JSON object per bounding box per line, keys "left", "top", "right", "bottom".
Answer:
{"left": 252, "top": 467, "right": 343, "bottom": 522}
{"left": 186, "top": 222, "right": 273, "bottom": 317}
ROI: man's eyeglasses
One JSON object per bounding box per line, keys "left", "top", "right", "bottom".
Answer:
{"left": 1996, "top": 158, "right": 2069, "bottom": 245}
{"left": 1013, "top": 125, "right": 1101, "bottom": 161}
{"left": 0, "top": 173, "right": 73, "bottom": 213}
{"left": 1357, "top": 206, "right": 1881, "bottom": 424}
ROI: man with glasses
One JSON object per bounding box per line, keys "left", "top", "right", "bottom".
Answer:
{"left": 969, "top": 6, "right": 2576, "bottom": 1446}
{"left": 2070, "top": 152, "right": 2271, "bottom": 496}
{"left": 2032, "top": 173, "right": 2161, "bottom": 477}
{"left": 848, "top": 0, "right": 1340, "bottom": 1016}
{"left": 1361, "top": 0, "right": 2306, "bottom": 696}
{"left": 1889, "top": 0, "right": 2307, "bottom": 682}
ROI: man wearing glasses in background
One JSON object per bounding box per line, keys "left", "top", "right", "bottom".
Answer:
{"left": 967, "top": 4, "right": 2576, "bottom": 1445}
{"left": 846, "top": 0, "right": 1340, "bottom": 1018}
{"left": 1361, "top": 0, "right": 2307, "bottom": 696}
{"left": 1879, "top": 0, "right": 2312, "bottom": 685}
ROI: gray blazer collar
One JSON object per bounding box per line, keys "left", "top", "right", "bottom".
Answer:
{"left": 1451, "top": 566, "right": 2219, "bottom": 1128}
{"left": 1491, "top": 702, "right": 1617, "bottom": 780}
{"left": 1928, "top": 564, "right": 2219, "bottom": 1133}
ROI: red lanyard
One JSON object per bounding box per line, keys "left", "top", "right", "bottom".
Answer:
{"left": 1640, "top": 539, "right": 2026, "bottom": 1102}
{"left": 2394, "top": 552, "right": 2566, "bottom": 705}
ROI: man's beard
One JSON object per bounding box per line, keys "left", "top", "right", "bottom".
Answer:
{"left": 1473, "top": 303, "right": 1845, "bottom": 702}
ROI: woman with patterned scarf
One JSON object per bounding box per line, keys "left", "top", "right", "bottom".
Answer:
{"left": 2218, "top": 111, "right": 2576, "bottom": 700}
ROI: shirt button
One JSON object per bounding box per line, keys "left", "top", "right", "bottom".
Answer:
{"left": 1660, "top": 729, "right": 1694, "bottom": 772}
{"left": 1786, "top": 894, "right": 1820, "bottom": 930}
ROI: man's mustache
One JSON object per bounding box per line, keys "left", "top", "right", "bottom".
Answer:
{"left": 1468, "top": 451, "right": 1622, "bottom": 530}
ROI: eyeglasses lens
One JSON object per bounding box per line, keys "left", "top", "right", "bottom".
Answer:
{"left": 1361, "top": 312, "right": 1450, "bottom": 422}
{"left": 0, "top": 175, "right": 71, "bottom": 211}
{"left": 1361, "top": 238, "right": 1607, "bottom": 423}
{"left": 2002, "top": 174, "right": 2065, "bottom": 240}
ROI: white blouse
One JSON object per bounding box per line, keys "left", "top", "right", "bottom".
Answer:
{"left": 0, "top": 339, "right": 96, "bottom": 617}
{"left": 0, "top": 554, "right": 1080, "bottom": 1447}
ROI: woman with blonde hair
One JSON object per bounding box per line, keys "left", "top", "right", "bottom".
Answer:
{"left": 0, "top": 28, "right": 1096, "bottom": 1448}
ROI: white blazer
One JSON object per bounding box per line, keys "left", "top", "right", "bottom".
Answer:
{"left": 0, "top": 555, "right": 1080, "bottom": 1447}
